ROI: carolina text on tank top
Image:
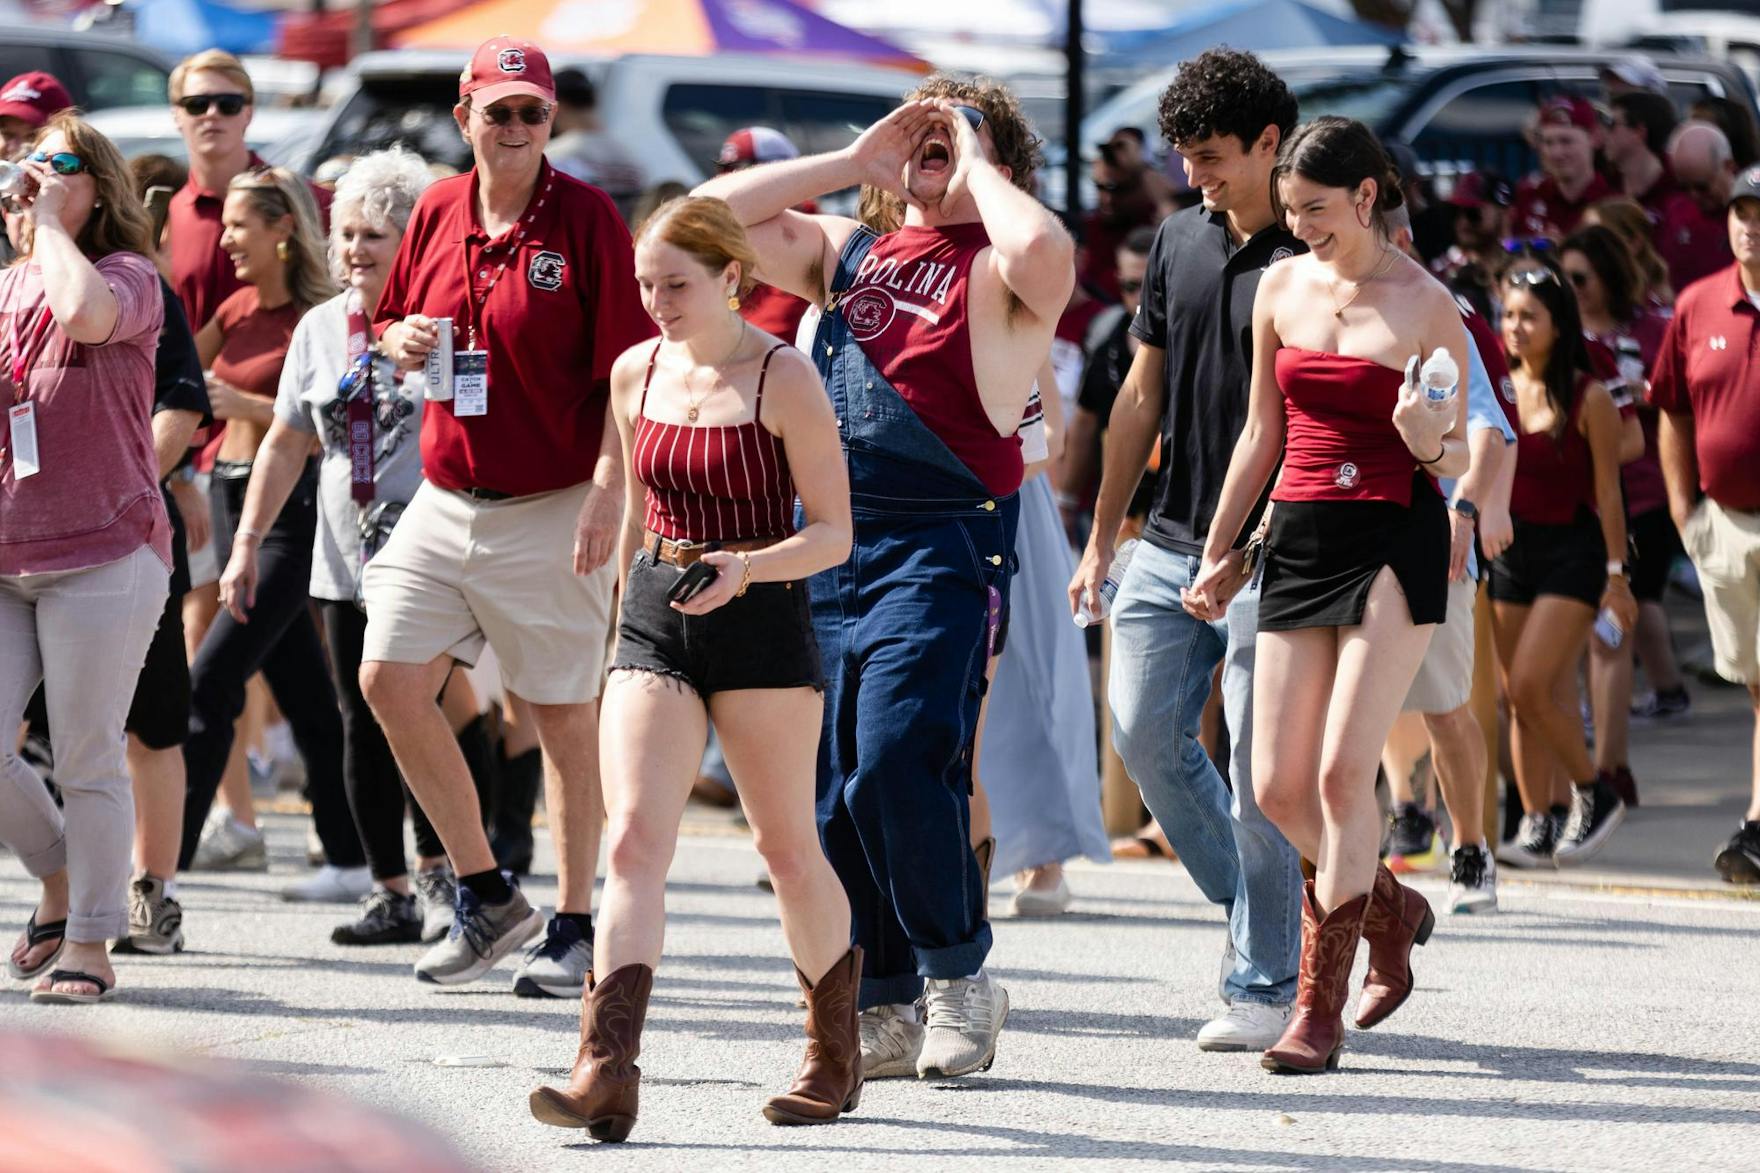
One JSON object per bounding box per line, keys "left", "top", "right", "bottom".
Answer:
{"left": 633, "top": 340, "right": 797, "bottom": 542}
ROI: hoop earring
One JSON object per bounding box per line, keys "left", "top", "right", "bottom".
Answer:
{"left": 1355, "top": 202, "right": 1372, "bottom": 231}
{"left": 276, "top": 240, "right": 290, "bottom": 262}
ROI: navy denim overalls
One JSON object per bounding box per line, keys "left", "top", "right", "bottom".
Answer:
{"left": 806, "top": 227, "right": 1021, "bottom": 1009}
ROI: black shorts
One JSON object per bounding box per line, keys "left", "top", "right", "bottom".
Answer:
{"left": 126, "top": 590, "right": 190, "bottom": 749}
{"left": 1628, "top": 506, "right": 1682, "bottom": 603}
{"left": 610, "top": 550, "right": 823, "bottom": 697}
{"left": 1490, "top": 509, "right": 1606, "bottom": 607}
{"left": 1259, "top": 486, "right": 1449, "bottom": 632}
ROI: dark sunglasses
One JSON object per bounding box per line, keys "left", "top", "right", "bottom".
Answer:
{"left": 478, "top": 102, "right": 552, "bottom": 127}
{"left": 178, "top": 93, "right": 248, "bottom": 117}
{"left": 1501, "top": 236, "right": 1555, "bottom": 253}
{"left": 953, "top": 105, "right": 984, "bottom": 132}
{"left": 1505, "top": 267, "right": 1561, "bottom": 288}
{"left": 28, "top": 150, "right": 84, "bottom": 175}
{"left": 1118, "top": 278, "right": 1144, "bottom": 294}
{"left": 1564, "top": 269, "right": 1591, "bottom": 288}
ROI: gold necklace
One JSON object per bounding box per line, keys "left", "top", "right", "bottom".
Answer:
{"left": 684, "top": 318, "right": 748, "bottom": 423}
{"left": 1328, "top": 248, "right": 1397, "bottom": 318}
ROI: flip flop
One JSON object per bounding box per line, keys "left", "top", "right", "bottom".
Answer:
{"left": 7, "top": 911, "right": 67, "bottom": 981}
{"left": 1110, "top": 834, "right": 1175, "bottom": 861}
{"left": 29, "top": 968, "right": 116, "bottom": 1005}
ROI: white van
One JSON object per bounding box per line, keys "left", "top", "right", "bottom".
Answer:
{"left": 309, "top": 51, "right": 916, "bottom": 206}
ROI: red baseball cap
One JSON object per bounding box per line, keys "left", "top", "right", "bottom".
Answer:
{"left": 1448, "top": 170, "right": 1513, "bottom": 209}
{"left": 717, "top": 126, "right": 799, "bottom": 169}
{"left": 1539, "top": 96, "right": 1599, "bottom": 133}
{"left": 0, "top": 72, "right": 72, "bottom": 128}
{"left": 459, "top": 37, "right": 554, "bottom": 107}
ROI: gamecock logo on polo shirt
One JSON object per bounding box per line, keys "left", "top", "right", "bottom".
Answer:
{"left": 528, "top": 251, "right": 565, "bottom": 291}
{"left": 498, "top": 48, "right": 527, "bottom": 74}
{"left": 842, "top": 289, "right": 896, "bottom": 342}
{"left": 1335, "top": 462, "right": 1360, "bottom": 490}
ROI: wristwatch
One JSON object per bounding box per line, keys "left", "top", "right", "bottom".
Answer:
{"left": 1449, "top": 497, "right": 1479, "bottom": 522}
{"left": 1606, "top": 559, "right": 1629, "bottom": 578}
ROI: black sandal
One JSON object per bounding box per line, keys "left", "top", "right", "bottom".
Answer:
{"left": 30, "top": 968, "right": 116, "bottom": 1005}
{"left": 7, "top": 911, "right": 67, "bottom": 981}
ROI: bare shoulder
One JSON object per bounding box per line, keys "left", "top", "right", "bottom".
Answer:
{"left": 1393, "top": 254, "right": 1458, "bottom": 321}
{"left": 612, "top": 338, "right": 659, "bottom": 385}
{"left": 756, "top": 345, "right": 832, "bottom": 433}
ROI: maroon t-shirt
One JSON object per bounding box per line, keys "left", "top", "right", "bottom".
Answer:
{"left": 739, "top": 281, "right": 809, "bottom": 341}
{"left": 210, "top": 286, "right": 300, "bottom": 402}
{"left": 1649, "top": 264, "right": 1760, "bottom": 511}
{"left": 1510, "top": 172, "right": 1615, "bottom": 241}
{"left": 1654, "top": 193, "right": 1734, "bottom": 296}
{"left": 843, "top": 222, "right": 1023, "bottom": 497}
{"left": 375, "top": 161, "right": 654, "bottom": 497}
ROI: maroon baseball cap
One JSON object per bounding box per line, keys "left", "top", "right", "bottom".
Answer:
{"left": 1448, "top": 170, "right": 1513, "bottom": 210}
{"left": 1539, "top": 96, "right": 1599, "bottom": 133}
{"left": 0, "top": 72, "right": 72, "bottom": 128}
{"left": 459, "top": 37, "right": 554, "bottom": 107}
{"left": 718, "top": 126, "right": 799, "bottom": 169}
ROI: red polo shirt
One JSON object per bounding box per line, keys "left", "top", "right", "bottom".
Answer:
{"left": 1509, "top": 172, "right": 1614, "bottom": 241}
{"left": 375, "top": 160, "right": 655, "bottom": 497}
{"left": 1649, "top": 264, "right": 1760, "bottom": 511}
{"left": 1654, "top": 192, "right": 1735, "bottom": 296}
{"left": 168, "top": 152, "right": 334, "bottom": 331}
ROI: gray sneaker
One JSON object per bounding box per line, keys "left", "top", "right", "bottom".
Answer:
{"left": 858, "top": 1004, "right": 924, "bottom": 1079}
{"left": 112, "top": 875, "right": 183, "bottom": 955}
{"left": 414, "top": 864, "right": 458, "bottom": 944}
{"left": 917, "top": 972, "right": 1009, "bottom": 1079}
{"left": 190, "top": 810, "right": 268, "bottom": 872}
{"left": 512, "top": 916, "right": 593, "bottom": 998}
{"left": 413, "top": 881, "right": 543, "bottom": 986}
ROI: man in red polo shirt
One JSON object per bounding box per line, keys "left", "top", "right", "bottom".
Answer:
{"left": 1659, "top": 121, "right": 1738, "bottom": 294}
{"left": 366, "top": 36, "right": 654, "bottom": 990}
{"left": 1510, "top": 96, "right": 1614, "bottom": 242}
{"left": 166, "top": 49, "right": 333, "bottom": 330}
{"left": 1651, "top": 164, "right": 1760, "bottom": 885}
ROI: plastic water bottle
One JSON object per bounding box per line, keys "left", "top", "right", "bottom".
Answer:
{"left": 1420, "top": 347, "right": 1459, "bottom": 410}
{"left": 1075, "top": 539, "right": 1139, "bottom": 628}
{"left": 1594, "top": 607, "right": 1625, "bottom": 649}
{"left": 0, "top": 160, "right": 34, "bottom": 211}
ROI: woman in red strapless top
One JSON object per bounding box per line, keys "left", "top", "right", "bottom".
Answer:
{"left": 1185, "top": 118, "right": 1469, "bottom": 1076}
{"left": 530, "top": 198, "right": 857, "bottom": 1138}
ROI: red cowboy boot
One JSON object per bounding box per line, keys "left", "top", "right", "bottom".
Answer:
{"left": 1355, "top": 862, "right": 1435, "bottom": 1029}
{"left": 529, "top": 963, "right": 653, "bottom": 1141}
{"left": 762, "top": 946, "right": 864, "bottom": 1125}
{"left": 1261, "top": 881, "right": 1368, "bottom": 1074}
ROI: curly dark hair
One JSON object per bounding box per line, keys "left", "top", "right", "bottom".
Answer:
{"left": 905, "top": 74, "right": 1042, "bottom": 193}
{"left": 1157, "top": 48, "right": 1298, "bottom": 152}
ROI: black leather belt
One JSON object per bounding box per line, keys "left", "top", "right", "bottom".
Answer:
{"left": 458, "top": 486, "right": 514, "bottom": 502}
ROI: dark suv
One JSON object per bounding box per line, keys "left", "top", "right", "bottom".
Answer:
{"left": 0, "top": 24, "right": 170, "bottom": 111}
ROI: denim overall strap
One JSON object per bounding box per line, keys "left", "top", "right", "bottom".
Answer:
{"left": 812, "top": 227, "right": 1010, "bottom": 508}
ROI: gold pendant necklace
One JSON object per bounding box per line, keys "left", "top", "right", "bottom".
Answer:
{"left": 1329, "top": 248, "right": 1397, "bottom": 318}
{"left": 685, "top": 318, "right": 747, "bottom": 422}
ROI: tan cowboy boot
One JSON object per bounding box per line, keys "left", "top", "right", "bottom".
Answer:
{"left": 529, "top": 963, "right": 652, "bottom": 1141}
{"left": 762, "top": 946, "right": 863, "bottom": 1125}
{"left": 1355, "top": 862, "right": 1435, "bottom": 1029}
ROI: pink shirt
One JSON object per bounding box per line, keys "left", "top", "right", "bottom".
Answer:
{"left": 0, "top": 251, "right": 169, "bottom": 576}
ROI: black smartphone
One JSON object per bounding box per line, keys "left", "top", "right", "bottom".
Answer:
{"left": 145, "top": 185, "right": 174, "bottom": 246}
{"left": 667, "top": 560, "right": 719, "bottom": 604}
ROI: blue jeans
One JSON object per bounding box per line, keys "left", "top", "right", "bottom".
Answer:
{"left": 1109, "top": 539, "right": 1299, "bottom": 1004}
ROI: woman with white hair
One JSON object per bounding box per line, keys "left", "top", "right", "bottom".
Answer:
{"left": 219, "top": 148, "right": 453, "bottom": 946}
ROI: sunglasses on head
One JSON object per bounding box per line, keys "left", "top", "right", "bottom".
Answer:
{"left": 477, "top": 102, "right": 552, "bottom": 127}
{"left": 1501, "top": 236, "right": 1555, "bottom": 254}
{"left": 1118, "top": 277, "right": 1144, "bottom": 294}
{"left": 29, "top": 150, "right": 84, "bottom": 176}
{"left": 178, "top": 93, "right": 248, "bottom": 117}
{"left": 1505, "top": 267, "right": 1561, "bottom": 288}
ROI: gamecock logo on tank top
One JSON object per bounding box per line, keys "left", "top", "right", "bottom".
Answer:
{"left": 844, "top": 251, "right": 960, "bottom": 342}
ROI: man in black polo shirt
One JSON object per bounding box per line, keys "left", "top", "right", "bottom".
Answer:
{"left": 1070, "top": 48, "right": 1303, "bottom": 1053}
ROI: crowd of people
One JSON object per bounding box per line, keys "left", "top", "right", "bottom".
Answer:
{"left": 1, "top": 32, "right": 1757, "bottom": 1137}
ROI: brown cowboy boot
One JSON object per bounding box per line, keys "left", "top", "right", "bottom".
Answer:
{"left": 762, "top": 946, "right": 864, "bottom": 1125}
{"left": 1355, "top": 862, "right": 1435, "bottom": 1029}
{"left": 1261, "top": 882, "right": 1368, "bottom": 1074}
{"left": 529, "top": 963, "right": 653, "bottom": 1141}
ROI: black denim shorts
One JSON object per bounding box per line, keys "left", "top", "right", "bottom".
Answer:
{"left": 1490, "top": 509, "right": 1607, "bottom": 607}
{"left": 610, "top": 550, "right": 824, "bottom": 697}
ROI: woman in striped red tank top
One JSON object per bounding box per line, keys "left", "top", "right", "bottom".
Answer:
{"left": 531, "top": 197, "right": 856, "bottom": 1140}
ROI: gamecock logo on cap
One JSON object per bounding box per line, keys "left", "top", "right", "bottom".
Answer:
{"left": 498, "top": 48, "right": 527, "bottom": 74}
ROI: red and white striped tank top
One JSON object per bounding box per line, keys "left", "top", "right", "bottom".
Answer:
{"left": 634, "top": 341, "right": 796, "bottom": 542}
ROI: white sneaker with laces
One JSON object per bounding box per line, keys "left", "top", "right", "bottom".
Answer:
{"left": 1195, "top": 1001, "right": 1292, "bottom": 1052}
{"left": 859, "top": 1004, "right": 924, "bottom": 1079}
{"left": 917, "top": 972, "right": 1009, "bottom": 1079}
{"left": 281, "top": 864, "right": 373, "bottom": 904}
{"left": 190, "top": 810, "right": 268, "bottom": 872}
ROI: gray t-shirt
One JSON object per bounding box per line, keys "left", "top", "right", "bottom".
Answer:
{"left": 273, "top": 291, "right": 425, "bottom": 601}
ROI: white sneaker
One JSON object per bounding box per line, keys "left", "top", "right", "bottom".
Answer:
{"left": 281, "top": 864, "right": 373, "bottom": 903}
{"left": 918, "top": 972, "right": 1009, "bottom": 1079}
{"left": 1010, "top": 869, "right": 1072, "bottom": 917}
{"left": 859, "top": 1004, "right": 925, "bottom": 1079}
{"left": 1196, "top": 1001, "right": 1292, "bottom": 1052}
{"left": 512, "top": 916, "right": 593, "bottom": 998}
{"left": 190, "top": 810, "right": 268, "bottom": 872}
{"left": 1447, "top": 844, "right": 1498, "bottom": 914}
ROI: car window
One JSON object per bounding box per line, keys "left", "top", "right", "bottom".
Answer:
{"left": 1290, "top": 76, "right": 1415, "bottom": 127}
{"left": 1411, "top": 79, "right": 1546, "bottom": 181}
{"left": 320, "top": 77, "right": 473, "bottom": 175}
{"left": 661, "top": 84, "right": 774, "bottom": 175}
{"left": 0, "top": 46, "right": 49, "bottom": 93}
{"left": 775, "top": 90, "right": 897, "bottom": 159}
{"left": 68, "top": 48, "right": 169, "bottom": 111}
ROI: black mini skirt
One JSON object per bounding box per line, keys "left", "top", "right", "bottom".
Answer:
{"left": 1258, "top": 482, "right": 1450, "bottom": 632}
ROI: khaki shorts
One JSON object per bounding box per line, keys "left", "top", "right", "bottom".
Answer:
{"left": 1402, "top": 575, "right": 1476, "bottom": 714}
{"left": 1680, "top": 498, "right": 1760, "bottom": 685}
{"left": 362, "top": 481, "right": 615, "bottom": 704}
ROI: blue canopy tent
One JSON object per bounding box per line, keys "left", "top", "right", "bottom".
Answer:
{"left": 1101, "top": 0, "right": 1404, "bottom": 70}
{"left": 125, "top": 0, "right": 280, "bottom": 57}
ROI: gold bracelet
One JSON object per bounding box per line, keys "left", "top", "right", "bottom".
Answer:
{"left": 735, "top": 551, "right": 752, "bottom": 597}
